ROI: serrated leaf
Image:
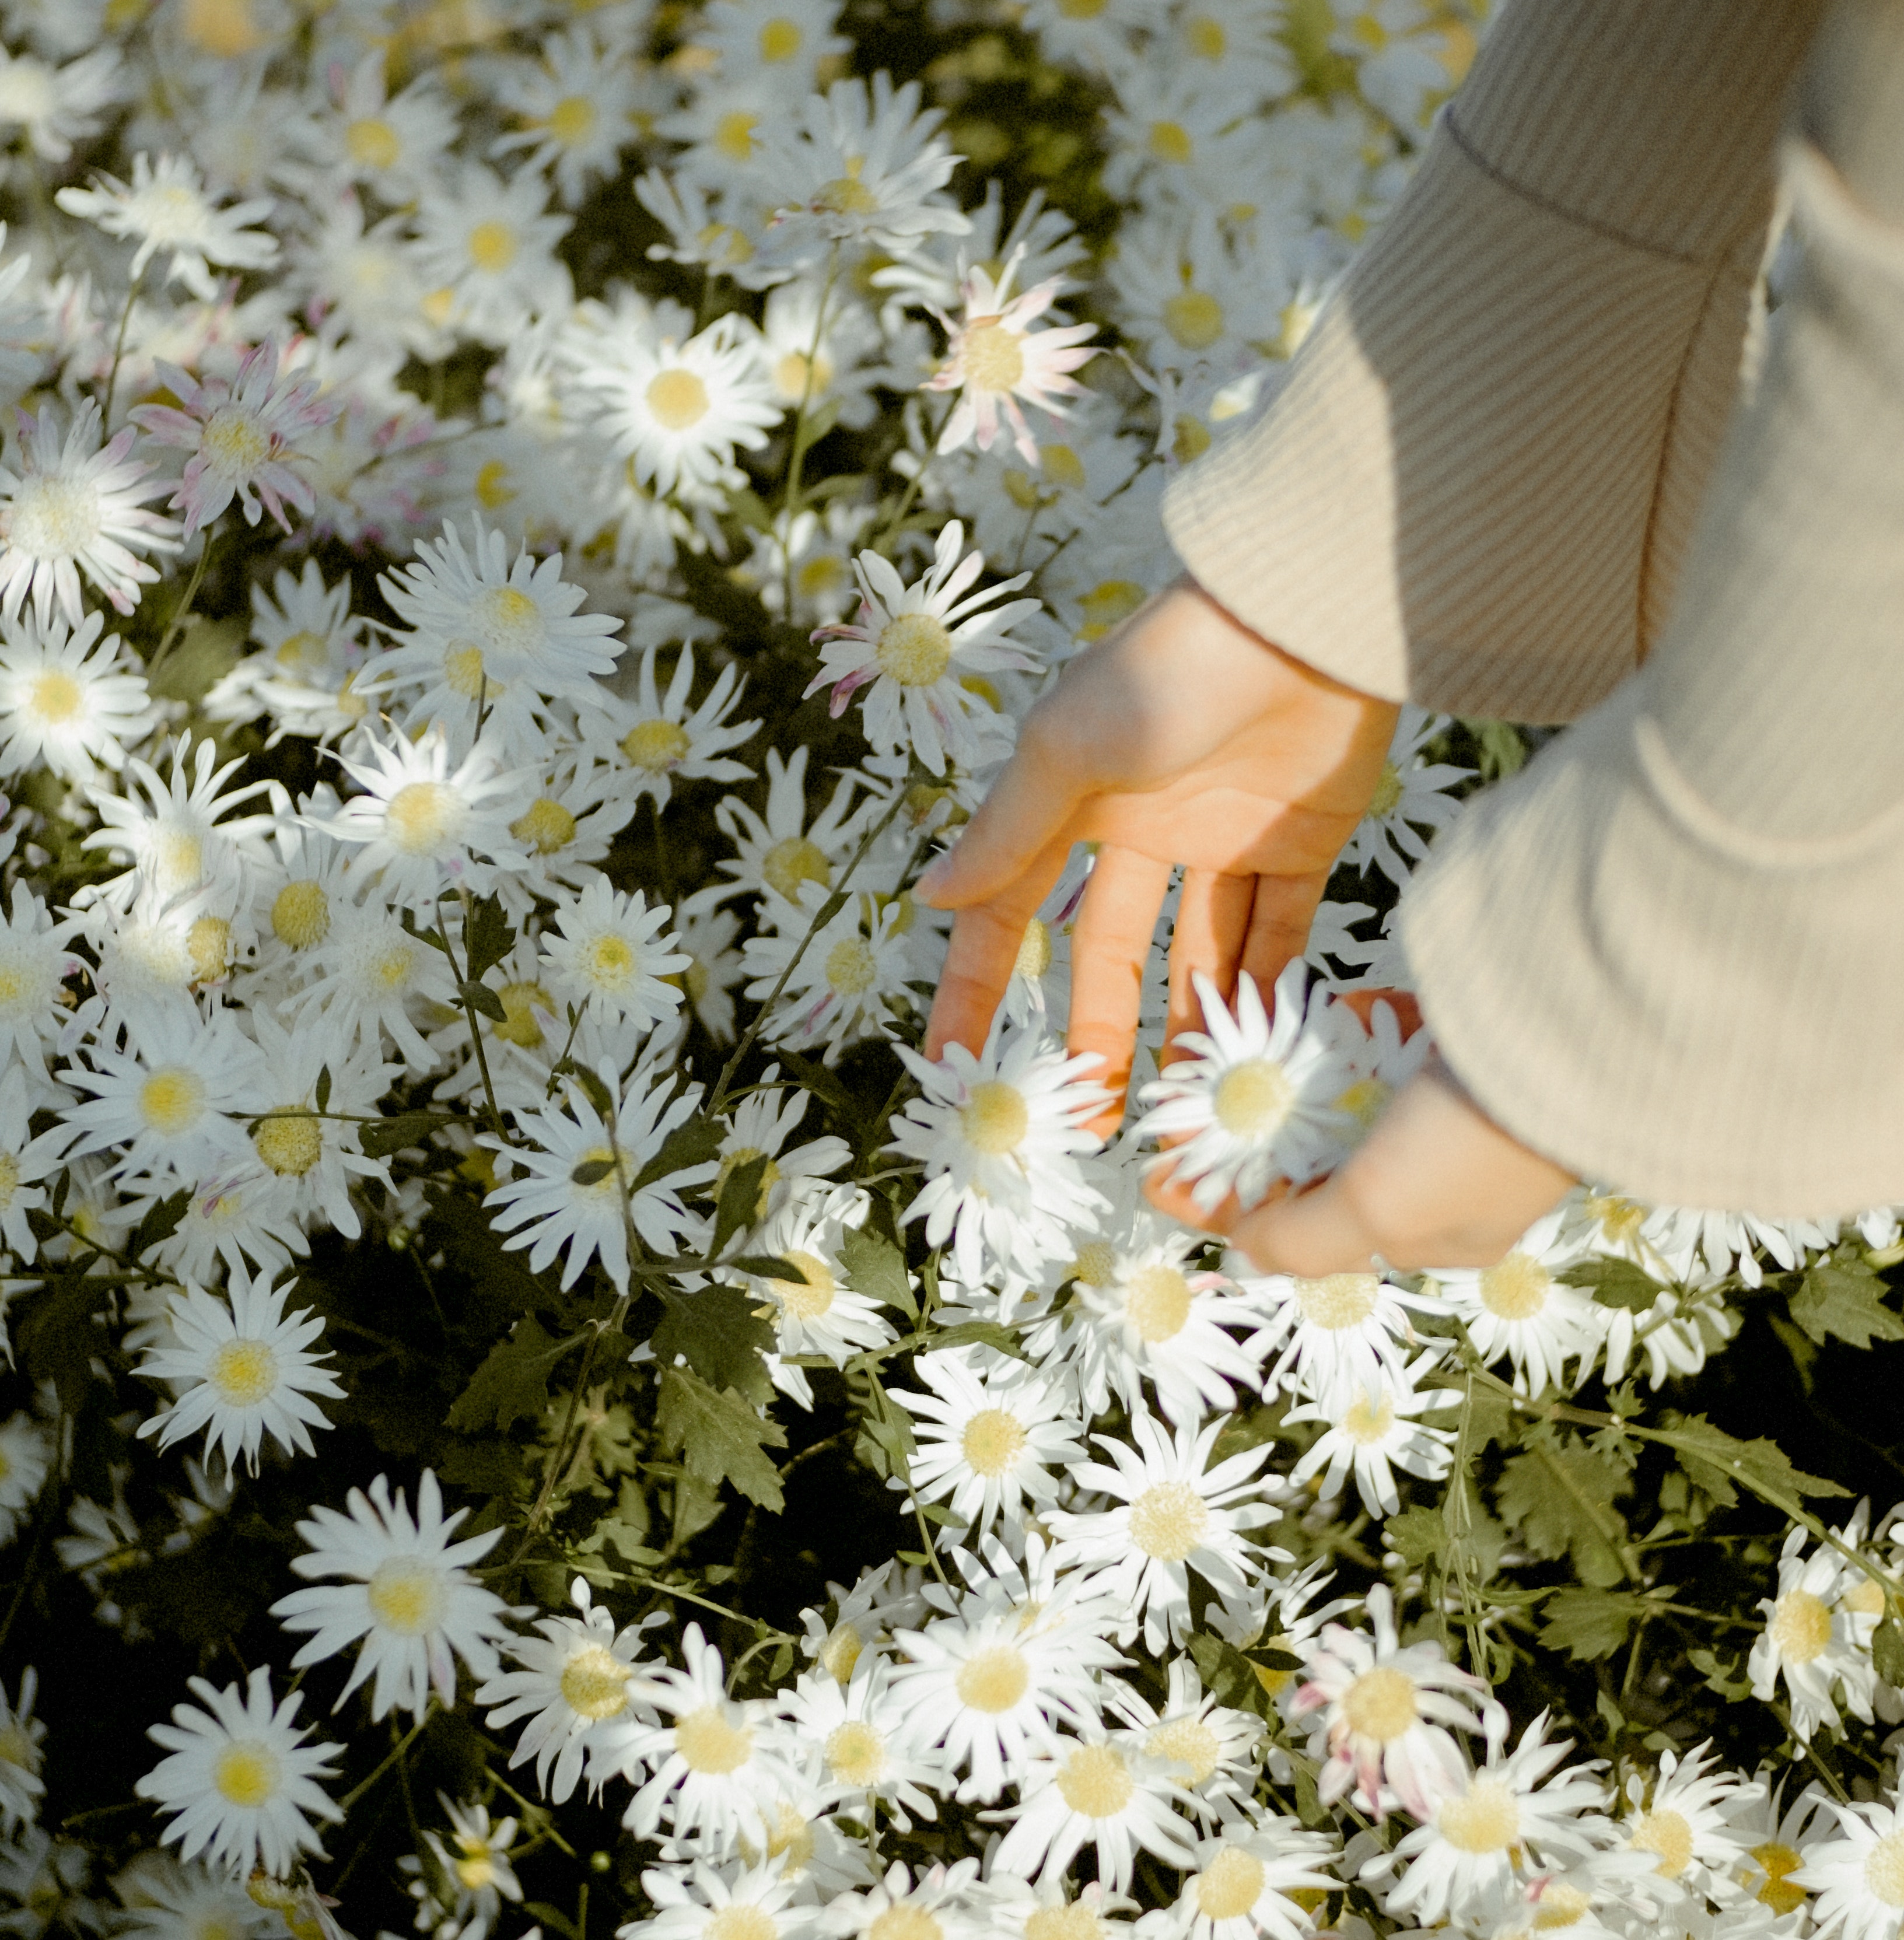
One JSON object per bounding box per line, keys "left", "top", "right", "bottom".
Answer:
{"left": 1186, "top": 1632, "right": 1271, "bottom": 1720}
{"left": 1384, "top": 1504, "right": 1446, "bottom": 1568}
{"left": 572, "top": 1157, "right": 618, "bottom": 1187}
{"left": 710, "top": 1153, "right": 769, "bottom": 1260}
{"left": 652, "top": 1290, "right": 775, "bottom": 1407}
{"left": 1654, "top": 1412, "right": 1851, "bottom": 1507}
{"left": 632, "top": 1115, "right": 725, "bottom": 1192}
{"left": 461, "top": 980, "right": 508, "bottom": 1023}
{"left": 463, "top": 892, "right": 516, "bottom": 980}
{"left": 17, "top": 1267, "right": 112, "bottom": 1411}
{"left": 656, "top": 1368, "right": 786, "bottom": 1510}
{"left": 1559, "top": 1255, "right": 1666, "bottom": 1313}
{"left": 1496, "top": 1443, "right": 1631, "bottom": 1587}
{"left": 839, "top": 1223, "right": 916, "bottom": 1321}
{"left": 130, "top": 1186, "right": 192, "bottom": 1262}
{"left": 445, "top": 1317, "right": 584, "bottom": 1432}
{"left": 925, "top": 1319, "right": 1025, "bottom": 1359}
{"left": 1686, "top": 1645, "right": 1754, "bottom": 1701}
{"left": 1540, "top": 1587, "right": 1651, "bottom": 1662}
{"left": 361, "top": 1113, "right": 439, "bottom": 1158}
{"left": 1791, "top": 1260, "right": 1904, "bottom": 1350}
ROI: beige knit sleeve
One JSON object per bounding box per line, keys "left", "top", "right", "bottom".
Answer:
{"left": 1401, "top": 0, "right": 1904, "bottom": 1216}
{"left": 1161, "top": 0, "right": 1822, "bottom": 724}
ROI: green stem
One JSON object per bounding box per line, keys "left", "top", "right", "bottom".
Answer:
{"left": 146, "top": 530, "right": 215, "bottom": 680}
{"left": 101, "top": 268, "right": 145, "bottom": 436}
{"left": 440, "top": 890, "right": 509, "bottom": 1144}
{"left": 337, "top": 1711, "right": 430, "bottom": 1812}
{"left": 779, "top": 250, "right": 840, "bottom": 615}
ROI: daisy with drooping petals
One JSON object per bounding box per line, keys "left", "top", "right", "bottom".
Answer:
{"left": 56, "top": 151, "right": 278, "bottom": 299}
{"left": 808, "top": 520, "right": 1041, "bottom": 776}
{"left": 136, "top": 1665, "right": 342, "bottom": 1877}
{"left": 1749, "top": 1526, "right": 1875, "bottom": 1743}
{"left": 992, "top": 1728, "right": 1199, "bottom": 1894}
{"left": 540, "top": 876, "right": 690, "bottom": 1031}
{"left": 926, "top": 247, "right": 1097, "bottom": 463}
{"left": 135, "top": 1272, "right": 344, "bottom": 1476}
{"left": 0, "top": 609, "right": 153, "bottom": 782}
{"left": 639, "top": 1858, "right": 813, "bottom": 1940}
{"left": 1618, "top": 1739, "right": 1763, "bottom": 1906}
{"left": 1163, "top": 1818, "right": 1340, "bottom": 1940}
{"left": 0, "top": 399, "right": 178, "bottom": 628}
{"left": 271, "top": 1470, "right": 518, "bottom": 1722}
{"left": 1283, "top": 1353, "right": 1460, "bottom": 1515}
{"left": 130, "top": 342, "right": 337, "bottom": 539}
{"left": 1238, "top": 1262, "right": 1444, "bottom": 1410}
{"left": 1290, "top": 1585, "right": 1493, "bottom": 1820}
{"left": 582, "top": 642, "right": 760, "bottom": 808}
{"left": 1795, "top": 1787, "right": 1904, "bottom": 1940}
{"left": 1432, "top": 1207, "right": 1602, "bottom": 1397}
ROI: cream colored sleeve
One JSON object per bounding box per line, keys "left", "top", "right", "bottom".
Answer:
{"left": 1401, "top": 0, "right": 1904, "bottom": 1216}
{"left": 1161, "top": 0, "right": 1822, "bottom": 724}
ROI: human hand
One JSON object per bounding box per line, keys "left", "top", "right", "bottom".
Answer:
{"left": 915, "top": 577, "right": 1399, "bottom": 1136}
{"left": 1145, "top": 1054, "right": 1577, "bottom": 1273}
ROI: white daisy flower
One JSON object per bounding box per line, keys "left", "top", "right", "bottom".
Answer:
{"left": 478, "top": 1578, "right": 662, "bottom": 1806}
{"left": 0, "top": 608, "right": 154, "bottom": 782}
{"left": 582, "top": 643, "right": 760, "bottom": 808}
{"left": 894, "top": 1346, "right": 1085, "bottom": 1548}
{"left": 1138, "top": 964, "right": 1355, "bottom": 1214}
{"left": 890, "top": 1021, "right": 1107, "bottom": 1284}
{"left": 0, "top": 43, "right": 122, "bottom": 162}
{"left": 1782, "top": 1789, "right": 1904, "bottom": 1940}
{"left": 638, "top": 1857, "right": 813, "bottom": 1940}
{"left": 1102, "top": 1655, "right": 1265, "bottom": 1821}
{"left": 56, "top": 150, "right": 277, "bottom": 298}
{"left": 271, "top": 1470, "right": 519, "bottom": 1721}
{"left": 0, "top": 1060, "right": 76, "bottom": 1260}
{"left": 411, "top": 161, "right": 573, "bottom": 345}
{"left": 108, "top": 1854, "right": 269, "bottom": 1940}
{"left": 1619, "top": 1739, "right": 1764, "bottom": 1906}
{"left": 741, "top": 879, "right": 918, "bottom": 1062}
{"left": 1238, "top": 1262, "right": 1443, "bottom": 1411}
{"left": 1043, "top": 1409, "right": 1279, "bottom": 1654}
{"left": 0, "top": 398, "right": 178, "bottom": 628}
{"left": 1433, "top": 1208, "right": 1603, "bottom": 1396}
{"left": 1735, "top": 1778, "right": 1832, "bottom": 1925}
{"left": 294, "top": 49, "right": 457, "bottom": 202}
{"left": 0, "top": 1414, "right": 51, "bottom": 1547}
{"left": 492, "top": 759, "right": 639, "bottom": 917}
{"left": 808, "top": 520, "right": 1041, "bottom": 777}
{"left": 1289, "top": 1585, "right": 1492, "bottom": 1820}
{"left": 713, "top": 1080, "right": 852, "bottom": 1217}
{"left": 540, "top": 876, "right": 690, "bottom": 1031}
{"left": 780, "top": 1652, "right": 950, "bottom": 1827}
{"left": 992, "top": 1728, "right": 1198, "bottom": 1894}
{"left": 208, "top": 560, "right": 370, "bottom": 745}
{"left": 1340, "top": 705, "right": 1472, "bottom": 889}
{"left": 1160, "top": 1818, "right": 1339, "bottom": 1940}
{"left": 1284, "top": 1353, "right": 1460, "bottom": 1516}
{"left": 1749, "top": 1527, "right": 1875, "bottom": 1743}
{"left": 135, "top": 1666, "right": 342, "bottom": 1878}
{"left": 292, "top": 896, "right": 460, "bottom": 1073}
{"left": 407, "top": 1797, "right": 522, "bottom": 1940}
{"left": 0, "top": 884, "right": 82, "bottom": 1078}
{"left": 0, "top": 1669, "right": 43, "bottom": 1833}
{"left": 709, "top": 745, "right": 871, "bottom": 910}
{"left": 135, "top": 1271, "right": 344, "bottom": 1476}
{"left": 490, "top": 26, "right": 644, "bottom": 208}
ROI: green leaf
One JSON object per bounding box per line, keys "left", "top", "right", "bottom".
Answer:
{"left": 1466, "top": 717, "right": 1528, "bottom": 781}
{"left": 710, "top": 1153, "right": 769, "bottom": 1260}
{"left": 461, "top": 980, "right": 508, "bottom": 1024}
{"left": 130, "top": 1187, "right": 192, "bottom": 1262}
{"left": 656, "top": 1368, "right": 787, "bottom": 1511}
{"left": 839, "top": 1223, "right": 916, "bottom": 1322}
{"left": 463, "top": 892, "right": 517, "bottom": 981}
{"left": 315, "top": 1066, "right": 332, "bottom": 1114}
{"left": 1558, "top": 1255, "right": 1667, "bottom": 1313}
{"left": 1384, "top": 1504, "right": 1447, "bottom": 1568}
{"left": 1686, "top": 1645, "right": 1753, "bottom": 1701}
{"left": 1186, "top": 1632, "right": 1272, "bottom": 1720}
{"left": 774, "top": 1049, "right": 861, "bottom": 1124}
{"left": 1876, "top": 1616, "right": 1904, "bottom": 1686}
{"left": 147, "top": 615, "right": 244, "bottom": 703}
{"left": 361, "top": 1113, "right": 440, "bottom": 1158}
{"left": 926, "top": 1319, "right": 1025, "bottom": 1358}
{"left": 1496, "top": 1442, "right": 1632, "bottom": 1587}
{"left": 571, "top": 1157, "right": 618, "bottom": 1187}
{"left": 18, "top": 1268, "right": 113, "bottom": 1411}
{"left": 727, "top": 1255, "right": 803, "bottom": 1281}
{"left": 1790, "top": 1259, "right": 1904, "bottom": 1350}
{"left": 652, "top": 1290, "right": 775, "bottom": 1407}
{"left": 445, "top": 1317, "right": 584, "bottom": 1433}
{"left": 1540, "top": 1587, "right": 1652, "bottom": 1662}
{"left": 632, "top": 1115, "right": 725, "bottom": 1192}
{"left": 1654, "top": 1412, "right": 1852, "bottom": 1507}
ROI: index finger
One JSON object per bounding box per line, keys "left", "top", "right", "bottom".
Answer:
{"left": 923, "top": 833, "right": 1074, "bottom": 1059}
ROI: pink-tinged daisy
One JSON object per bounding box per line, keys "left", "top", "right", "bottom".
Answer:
{"left": 808, "top": 520, "right": 1042, "bottom": 776}
{"left": 0, "top": 399, "right": 178, "bottom": 628}
{"left": 925, "top": 247, "right": 1097, "bottom": 463}
{"left": 130, "top": 341, "right": 338, "bottom": 540}
{"left": 1290, "top": 1585, "right": 1493, "bottom": 1820}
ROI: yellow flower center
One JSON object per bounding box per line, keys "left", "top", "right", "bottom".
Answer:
{"left": 1367, "top": 761, "right": 1405, "bottom": 820}
{"left": 1770, "top": 1589, "right": 1833, "bottom": 1664}
{"left": 959, "top": 321, "right": 1025, "bottom": 393}
{"left": 384, "top": 780, "right": 463, "bottom": 855}
{"left": 1341, "top": 1389, "right": 1396, "bottom": 1445}
{"left": 674, "top": 1706, "right": 752, "bottom": 1773}
{"left": 1163, "top": 290, "right": 1224, "bottom": 350}
{"left": 762, "top": 835, "right": 831, "bottom": 902}
{"left": 141, "top": 1067, "right": 205, "bottom": 1136}
{"left": 573, "top": 1145, "right": 620, "bottom": 1195}
{"left": 1340, "top": 1664, "right": 1417, "bottom": 1741}
{"left": 824, "top": 1719, "right": 884, "bottom": 1785}
{"left": 824, "top": 936, "right": 877, "bottom": 997}
{"left": 200, "top": 403, "right": 270, "bottom": 475}
{"left": 467, "top": 220, "right": 517, "bottom": 272}
{"left": 345, "top": 117, "right": 401, "bottom": 169}
{"left": 27, "top": 670, "right": 80, "bottom": 723}
{"left": 511, "top": 797, "right": 576, "bottom": 855}
{"left": 961, "top": 1080, "right": 1029, "bottom": 1155}
{"left": 621, "top": 718, "right": 693, "bottom": 772}
{"left": 1128, "top": 1480, "right": 1210, "bottom": 1561}
{"left": 1439, "top": 1776, "right": 1521, "bottom": 1854}
{"left": 444, "top": 645, "right": 491, "bottom": 699}
{"left": 475, "top": 584, "right": 541, "bottom": 651}
{"left": 1213, "top": 1057, "right": 1293, "bottom": 1138}
{"left": 1148, "top": 1715, "right": 1221, "bottom": 1785}
{"left": 954, "top": 1643, "right": 1028, "bottom": 1714}
{"left": 1585, "top": 1192, "right": 1647, "bottom": 1245}
{"left": 547, "top": 94, "right": 595, "bottom": 143}
{"left": 1013, "top": 917, "right": 1054, "bottom": 979}
{"left": 254, "top": 1108, "right": 322, "bottom": 1177}
{"left": 583, "top": 934, "right": 638, "bottom": 990}
{"left": 1479, "top": 1251, "right": 1550, "bottom": 1321}
{"left": 1296, "top": 1272, "right": 1380, "bottom": 1329}
{"left": 1148, "top": 120, "right": 1193, "bottom": 164}
{"left": 374, "top": 942, "right": 419, "bottom": 990}
{"left": 867, "top": 1909, "right": 939, "bottom": 1940}
{"left": 1334, "top": 1075, "right": 1391, "bottom": 1130}
{"left": 1869, "top": 1832, "right": 1904, "bottom": 1908}
{"left": 1056, "top": 0, "right": 1107, "bottom": 12}
{"left": 1631, "top": 1806, "right": 1694, "bottom": 1878}
{"left": 875, "top": 611, "right": 954, "bottom": 687}
{"left": 454, "top": 1851, "right": 495, "bottom": 1892}
{"left": 773, "top": 349, "right": 834, "bottom": 402}
{"left": 1072, "top": 1239, "right": 1118, "bottom": 1287}
{"left": 1845, "top": 1576, "right": 1888, "bottom": 1617}
{"left": 559, "top": 1643, "right": 631, "bottom": 1720}
{"left": 820, "top": 1621, "right": 862, "bottom": 1684}
{"left": 707, "top": 1911, "right": 776, "bottom": 1940}
{"left": 646, "top": 367, "right": 710, "bottom": 430}
{"left": 213, "top": 1742, "right": 278, "bottom": 1808}
{"left": 1124, "top": 1264, "right": 1192, "bottom": 1343}
{"left": 1057, "top": 1742, "right": 1134, "bottom": 1818}
{"left": 275, "top": 629, "right": 326, "bottom": 672}
{"left": 491, "top": 981, "right": 551, "bottom": 1048}
{"left": 760, "top": 17, "right": 802, "bottom": 59}
{"left": 1751, "top": 1841, "right": 1807, "bottom": 1917}
{"left": 366, "top": 1557, "right": 447, "bottom": 1634}
{"left": 188, "top": 915, "right": 232, "bottom": 983}
{"left": 1077, "top": 579, "right": 1147, "bottom": 642}
{"left": 960, "top": 1407, "right": 1027, "bottom": 1477}
{"left": 714, "top": 110, "right": 758, "bottom": 162}
{"left": 1195, "top": 1846, "right": 1264, "bottom": 1919}
{"left": 209, "top": 1337, "right": 277, "bottom": 1407}
{"left": 154, "top": 828, "right": 204, "bottom": 894}
{"left": 1531, "top": 1883, "right": 1593, "bottom": 1929}
{"left": 1186, "top": 16, "right": 1227, "bottom": 57}
{"left": 8, "top": 475, "right": 103, "bottom": 562}
{"left": 272, "top": 880, "right": 330, "bottom": 949}
{"left": 766, "top": 1250, "right": 834, "bottom": 1322}
{"left": 816, "top": 157, "right": 878, "bottom": 215}
{"left": 1024, "top": 1906, "right": 1102, "bottom": 1940}
{"left": 0, "top": 1153, "right": 19, "bottom": 1210}
{"left": 475, "top": 459, "right": 515, "bottom": 507}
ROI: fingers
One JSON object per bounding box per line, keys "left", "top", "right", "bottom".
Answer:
{"left": 915, "top": 717, "right": 1084, "bottom": 912}
{"left": 923, "top": 832, "right": 1073, "bottom": 1060}
{"left": 1223, "top": 1062, "right": 1577, "bottom": 1274}
{"left": 1066, "top": 845, "right": 1174, "bottom": 1138}
{"left": 1238, "top": 868, "right": 1329, "bottom": 1001}
{"left": 1164, "top": 870, "right": 1254, "bottom": 1055}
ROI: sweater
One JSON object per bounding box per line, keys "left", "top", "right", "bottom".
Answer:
{"left": 1161, "top": 0, "right": 1904, "bottom": 1215}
